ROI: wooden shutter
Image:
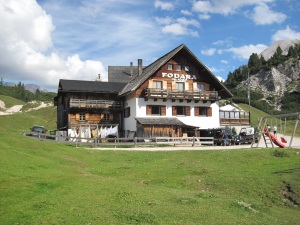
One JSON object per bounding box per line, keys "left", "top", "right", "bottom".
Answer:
{"left": 163, "top": 81, "right": 167, "bottom": 89}
{"left": 185, "top": 106, "right": 190, "bottom": 116}
{"left": 193, "top": 82, "right": 197, "bottom": 91}
{"left": 205, "top": 83, "right": 210, "bottom": 91}
{"left": 148, "top": 79, "right": 153, "bottom": 88}
{"left": 85, "top": 113, "right": 89, "bottom": 120}
{"left": 207, "top": 107, "right": 212, "bottom": 117}
{"left": 75, "top": 113, "right": 80, "bottom": 121}
{"left": 161, "top": 106, "right": 166, "bottom": 116}
{"left": 194, "top": 107, "right": 199, "bottom": 116}
{"left": 172, "top": 106, "right": 177, "bottom": 116}
{"left": 185, "top": 82, "right": 189, "bottom": 91}
{"left": 146, "top": 105, "right": 151, "bottom": 115}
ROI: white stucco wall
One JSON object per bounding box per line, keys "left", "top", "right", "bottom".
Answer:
{"left": 123, "top": 98, "right": 137, "bottom": 131}
{"left": 123, "top": 98, "right": 221, "bottom": 131}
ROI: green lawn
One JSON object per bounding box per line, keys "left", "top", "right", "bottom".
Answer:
{"left": 0, "top": 104, "right": 299, "bottom": 224}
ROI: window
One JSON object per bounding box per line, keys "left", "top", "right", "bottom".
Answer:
{"left": 197, "top": 83, "right": 205, "bottom": 91}
{"left": 153, "top": 81, "right": 162, "bottom": 89}
{"left": 176, "top": 82, "right": 185, "bottom": 91}
{"left": 172, "top": 106, "right": 190, "bottom": 116}
{"left": 177, "top": 106, "right": 185, "bottom": 115}
{"left": 168, "top": 64, "right": 173, "bottom": 70}
{"left": 176, "top": 64, "right": 182, "bottom": 71}
{"left": 194, "top": 107, "right": 212, "bottom": 117}
{"left": 124, "top": 107, "right": 130, "bottom": 118}
{"left": 146, "top": 105, "right": 166, "bottom": 116}
{"left": 184, "top": 65, "right": 190, "bottom": 71}
{"left": 103, "top": 113, "right": 110, "bottom": 121}
{"left": 151, "top": 105, "right": 160, "bottom": 115}
{"left": 79, "top": 113, "right": 85, "bottom": 121}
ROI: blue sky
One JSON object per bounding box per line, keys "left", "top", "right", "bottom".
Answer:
{"left": 1, "top": 0, "right": 300, "bottom": 92}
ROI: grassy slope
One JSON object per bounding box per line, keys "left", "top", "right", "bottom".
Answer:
{"left": 0, "top": 98, "right": 299, "bottom": 224}
{"left": 238, "top": 103, "right": 269, "bottom": 128}
{"left": 0, "top": 95, "right": 25, "bottom": 109}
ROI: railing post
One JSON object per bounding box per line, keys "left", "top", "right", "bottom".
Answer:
{"left": 192, "top": 136, "right": 195, "bottom": 147}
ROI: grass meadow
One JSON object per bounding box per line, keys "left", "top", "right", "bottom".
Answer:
{"left": 0, "top": 104, "right": 299, "bottom": 224}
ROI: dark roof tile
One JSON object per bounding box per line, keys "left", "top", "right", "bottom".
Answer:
{"left": 58, "top": 79, "right": 126, "bottom": 93}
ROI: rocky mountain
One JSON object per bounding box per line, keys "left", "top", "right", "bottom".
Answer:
{"left": 232, "top": 39, "right": 300, "bottom": 112}
{"left": 260, "top": 40, "right": 300, "bottom": 60}
{"left": 3, "top": 82, "right": 48, "bottom": 93}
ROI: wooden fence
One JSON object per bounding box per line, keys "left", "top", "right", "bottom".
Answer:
{"left": 24, "top": 131, "right": 214, "bottom": 148}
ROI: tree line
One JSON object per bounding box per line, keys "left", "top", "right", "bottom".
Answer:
{"left": 0, "top": 81, "right": 56, "bottom": 102}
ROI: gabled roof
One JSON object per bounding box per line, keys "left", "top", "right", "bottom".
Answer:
{"left": 108, "top": 66, "right": 138, "bottom": 83}
{"left": 58, "top": 79, "right": 126, "bottom": 93}
{"left": 118, "top": 44, "right": 233, "bottom": 98}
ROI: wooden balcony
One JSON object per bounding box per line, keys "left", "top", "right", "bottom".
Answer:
{"left": 145, "top": 88, "right": 218, "bottom": 101}
{"left": 70, "top": 99, "right": 122, "bottom": 109}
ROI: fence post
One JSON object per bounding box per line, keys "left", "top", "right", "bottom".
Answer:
{"left": 192, "top": 136, "right": 195, "bottom": 147}
{"left": 134, "top": 137, "right": 137, "bottom": 147}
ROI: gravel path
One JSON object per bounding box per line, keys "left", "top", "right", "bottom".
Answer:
{"left": 90, "top": 134, "right": 300, "bottom": 151}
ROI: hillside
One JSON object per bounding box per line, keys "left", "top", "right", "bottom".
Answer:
{"left": 225, "top": 39, "right": 300, "bottom": 114}
{"left": 0, "top": 83, "right": 56, "bottom": 103}
{"left": 0, "top": 100, "right": 299, "bottom": 224}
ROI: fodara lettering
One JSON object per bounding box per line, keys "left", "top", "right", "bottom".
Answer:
{"left": 162, "top": 72, "right": 196, "bottom": 80}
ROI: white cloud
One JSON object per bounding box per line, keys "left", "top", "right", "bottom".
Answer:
{"left": 201, "top": 48, "right": 217, "bottom": 56}
{"left": 162, "top": 23, "right": 187, "bottom": 35}
{"left": 199, "top": 14, "right": 211, "bottom": 20}
{"left": 271, "top": 26, "right": 300, "bottom": 42}
{"left": 0, "top": 0, "right": 107, "bottom": 91}
{"left": 154, "top": 0, "right": 174, "bottom": 11}
{"left": 226, "top": 44, "right": 268, "bottom": 59}
{"left": 154, "top": 16, "right": 173, "bottom": 25}
{"left": 216, "top": 76, "right": 225, "bottom": 82}
{"left": 250, "top": 3, "right": 286, "bottom": 25}
{"left": 176, "top": 17, "right": 200, "bottom": 27}
{"left": 221, "top": 60, "right": 228, "bottom": 64}
{"left": 161, "top": 23, "right": 199, "bottom": 37}
{"left": 192, "top": 0, "right": 285, "bottom": 25}
{"left": 157, "top": 17, "right": 200, "bottom": 37}
{"left": 181, "top": 9, "right": 192, "bottom": 16}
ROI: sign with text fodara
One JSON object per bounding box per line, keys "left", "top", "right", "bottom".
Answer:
{"left": 162, "top": 72, "right": 197, "bottom": 81}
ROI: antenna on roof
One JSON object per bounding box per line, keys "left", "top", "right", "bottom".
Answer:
{"left": 95, "top": 74, "right": 101, "bottom": 81}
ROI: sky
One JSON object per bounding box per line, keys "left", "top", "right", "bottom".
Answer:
{"left": 1, "top": 0, "right": 300, "bottom": 92}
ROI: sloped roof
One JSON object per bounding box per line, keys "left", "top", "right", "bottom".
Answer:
{"left": 136, "top": 117, "right": 187, "bottom": 126}
{"left": 136, "top": 117, "right": 198, "bottom": 127}
{"left": 58, "top": 79, "right": 126, "bottom": 93}
{"left": 108, "top": 66, "right": 138, "bottom": 83}
{"left": 220, "top": 104, "right": 240, "bottom": 111}
{"left": 118, "top": 44, "right": 233, "bottom": 98}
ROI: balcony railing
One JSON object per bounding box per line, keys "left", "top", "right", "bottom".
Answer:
{"left": 70, "top": 99, "right": 122, "bottom": 109}
{"left": 145, "top": 88, "right": 218, "bottom": 101}
{"left": 219, "top": 111, "right": 250, "bottom": 126}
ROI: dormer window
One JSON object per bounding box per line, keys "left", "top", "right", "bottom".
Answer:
{"left": 184, "top": 65, "right": 190, "bottom": 71}
{"left": 176, "top": 64, "right": 182, "bottom": 71}
{"left": 168, "top": 64, "right": 173, "bottom": 70}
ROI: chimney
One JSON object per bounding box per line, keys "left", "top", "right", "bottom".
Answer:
{"left": 95, "top": 74, "right": 101, "bottom": 81}
{"left": 130, "top": 62, "right": 133, "bottom": 77}
{"left": 138, "top": 59, "right": 142, "bottom": 76}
